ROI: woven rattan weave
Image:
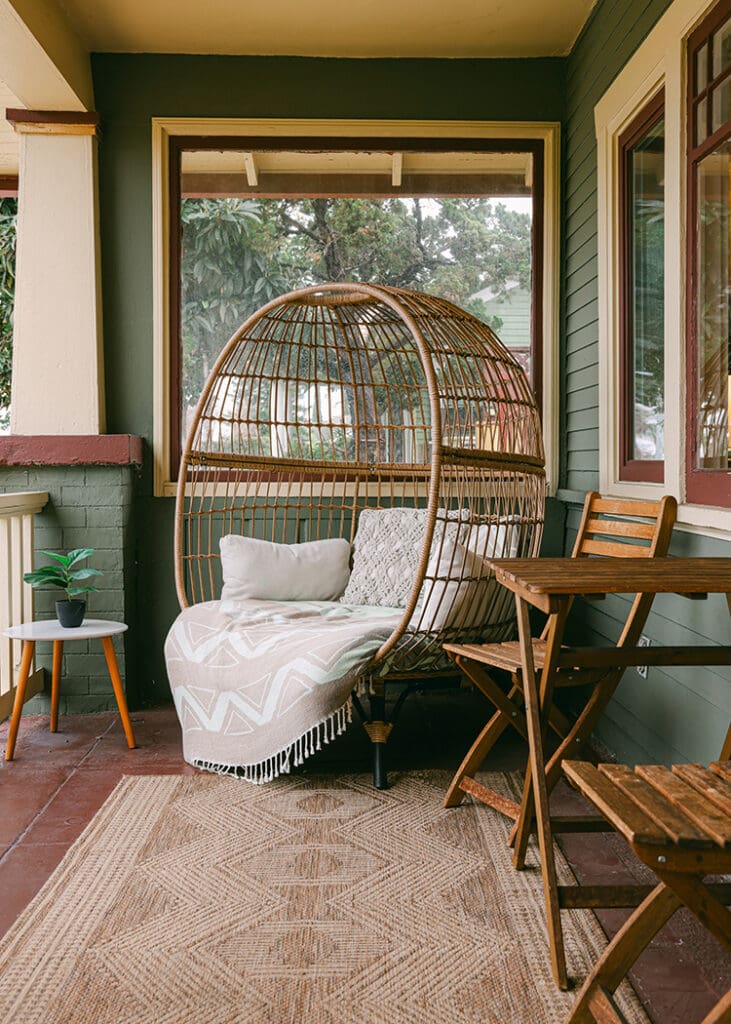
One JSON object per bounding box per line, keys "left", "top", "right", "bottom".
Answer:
{"left": 174, "top": 283, "right": 545, "bottom": 782}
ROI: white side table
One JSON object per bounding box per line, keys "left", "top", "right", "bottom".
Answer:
{"left": 3, "top": 619, "right": 136, "bottom": 761}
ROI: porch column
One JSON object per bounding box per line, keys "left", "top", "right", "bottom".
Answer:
{"left": 8, "top": 111, "right": 104, "bottom": 434}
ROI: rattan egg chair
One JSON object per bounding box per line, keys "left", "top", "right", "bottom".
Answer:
{"left": 175, "top": 282, "right": 545, "bottom": 787}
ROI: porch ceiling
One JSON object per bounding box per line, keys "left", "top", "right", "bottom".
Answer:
{"left": 56, "top": 0, "right": 597, "bottom": 58}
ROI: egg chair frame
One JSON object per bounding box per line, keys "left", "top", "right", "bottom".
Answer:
{"left": 175, "top": 282, "right": 545, "bottom": 787}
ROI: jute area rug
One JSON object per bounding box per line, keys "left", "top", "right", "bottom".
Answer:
{"left": 0, "top": 772, "right": 649, "bottom": 1024}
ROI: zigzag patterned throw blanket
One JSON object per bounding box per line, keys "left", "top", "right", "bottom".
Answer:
{"left": 165, "top": 600, "right": 402, "bottom": 782}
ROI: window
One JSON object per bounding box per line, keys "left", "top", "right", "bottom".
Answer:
{"left": 167, "top": 138, "right": 544, "bottom": 479}
{"left": 153, "top": 120, "right": 560, "bottom": 497}
{"left": 687, "top": 0, "right": 731, "bottom": 506}
{"left": 619, "top": 92, "right": 665, "bottom": 482}
{"left": 595, "top": 0, "right": 731, "bottom": 532}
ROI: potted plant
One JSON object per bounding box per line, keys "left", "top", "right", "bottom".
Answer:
{"left": 24, "top": 548, "right": 102, "bottom": 628}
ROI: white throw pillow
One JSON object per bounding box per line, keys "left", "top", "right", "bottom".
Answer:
{"left": 340, "top": 507, "right": 428, "bottom": 608}
{"left": 411, "top": 520, "right": 520, "bottom": 632}
{"left": 219, "top": 535, "right": 351, "bottom": 608}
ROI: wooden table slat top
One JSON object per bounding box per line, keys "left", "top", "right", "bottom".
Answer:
{"left": 486, "top": 557, "right": 731, "bottom": 595}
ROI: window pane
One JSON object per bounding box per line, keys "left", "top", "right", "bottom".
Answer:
{"left": 712, "top": 78, "right": 731, "bottom": 134}
{"left": 712, "top": 16, "right": 731, "bottom": 78}
{"left": 629, "top": 117, "right": 665, "bottom": 461}
{"left": 695, "top": 141, "right": 731, "bottom": 470}
{"left": 178, "top": 152, "right": 536, "bottom": 440}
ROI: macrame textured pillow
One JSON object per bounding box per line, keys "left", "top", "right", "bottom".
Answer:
{"left": 341, "top": 508, "right": 428, "bottom": 608}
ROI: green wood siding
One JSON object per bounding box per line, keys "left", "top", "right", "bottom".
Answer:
{"left": 564, "top": 0, "right": 731, "bottom": 767}
{"left": 563, "top": 0, "right": 673, "bottom": 492}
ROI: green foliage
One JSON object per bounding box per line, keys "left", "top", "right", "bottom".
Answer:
{"left": 24, "top": 548, "right": 102, "bottom": 601}
{"left": 0, "top": 198, "right": 17, "bottom": 429}
{"left": 180, "top": 195, "right": 532, "bottom": 413}
{"left": 180, "top": 198, "right": 290, "bottom": 407}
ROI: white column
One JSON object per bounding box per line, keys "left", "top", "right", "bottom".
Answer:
{"left": 10, "top": 116, "right": 104, "bottom": 434}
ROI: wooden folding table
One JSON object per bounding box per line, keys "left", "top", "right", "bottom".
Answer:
{"left": 477, "top": 557, "right": 731, "bottom": 988}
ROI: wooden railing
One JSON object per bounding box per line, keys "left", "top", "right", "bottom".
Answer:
{"left": 0, "top": 491, "right": 49, "bottom": 721}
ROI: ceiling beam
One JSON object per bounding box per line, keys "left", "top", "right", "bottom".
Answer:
{"left": 0, "top": 0, "right": 93, "bottom": 111}
{"left": 243, "top": 152, "right": 258, "bottom": 187}
{"left": 391, "top": 152, "right": 403, "bottom": 188}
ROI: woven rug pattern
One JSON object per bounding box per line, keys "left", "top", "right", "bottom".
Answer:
{"left": 0, "top": 772, "right": 649, "bottom": 1024}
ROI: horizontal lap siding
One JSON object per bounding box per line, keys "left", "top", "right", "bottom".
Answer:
{"left": 563, "top": 0, "right": 673, "bottom": 493}
{"left": 564, "top": 503, "right": 731, "bottom": 766}
{"left": 561, "top": 0, "right": 731, "bottom": 765}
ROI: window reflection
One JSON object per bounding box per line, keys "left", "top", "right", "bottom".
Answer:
{"left": 696, "top": 142, "right": 731, "bottom": 469}
{"left": 628, "top": 116, "right": 665, "bottom": 462}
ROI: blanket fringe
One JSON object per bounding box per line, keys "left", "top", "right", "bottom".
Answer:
{"left": 192, "top": 697, "right": 354, "bottom": 785}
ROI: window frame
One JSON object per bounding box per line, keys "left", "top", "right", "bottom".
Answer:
{"left": 594, "top": 0, "right": 731, "bottom": 537}
{"left": 152, "top": 118, "right": 561, "bottom": 498}
{"left": 618, "top": 89, "right": 666, "bottom": 484}
{"left": 686, "top": 0, "right": 731, "bottom": 506}
{"left": 168, "top": 134, "right": 545, "bottom": 483}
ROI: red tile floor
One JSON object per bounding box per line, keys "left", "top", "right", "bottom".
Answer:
{"left": 1, "top": 694, "right": 729, "bottom": 1023}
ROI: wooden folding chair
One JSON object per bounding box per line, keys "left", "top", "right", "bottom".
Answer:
{"left": 443, "top": 492, "right": 677, "bottom": 817}
{"left": 561, "top": 723, "right": 731, "bottom": 1024}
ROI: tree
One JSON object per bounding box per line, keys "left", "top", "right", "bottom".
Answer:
{"left": 180, "top": 195, "right": 532, "bottom": 414}
{"left": 0, "top": 198, "right": 17, "bottom": 430}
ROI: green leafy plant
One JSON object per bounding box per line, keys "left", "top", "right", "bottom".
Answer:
{"left": 24, "top": 548, "right": 102, "bottom": 601}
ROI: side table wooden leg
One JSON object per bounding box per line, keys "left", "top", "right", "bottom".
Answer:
{"left": 50, "top": 640, "right": 63, "bottom": 733}
{"left": 5, "top": 641, "right": 35, "bottom": 761}
{"left": 101, "top": 636, "right": 136, "bottom": 749}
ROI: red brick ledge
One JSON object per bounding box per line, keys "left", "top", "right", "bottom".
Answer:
{"left": 0, "top": 435, "right": 143, "bottom": 467}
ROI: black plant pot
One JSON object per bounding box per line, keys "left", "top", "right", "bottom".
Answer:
{"left": 55, "top": 600, "right": 86, "bottom": 628}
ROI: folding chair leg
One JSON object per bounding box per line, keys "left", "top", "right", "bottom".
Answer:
{"left": 544, "top": 679, "right": 619, "bottom": 791}
{"left": 655, "top": 870, "right": 731, "bottom": 955}
{"left": 443, "top": 686, "right": 520, "bottom": 808}
{"left": 512, "top": 600, "right": 570, "bottom": 870}
{"left": 565, "top": 883, "right": 680, "bottom": 1024}
{"left": 515, "top": 595, "right": 568, "bottom": 989}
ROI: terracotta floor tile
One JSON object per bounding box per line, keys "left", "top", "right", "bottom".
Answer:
{"left": 0, "top": 768, "right": 67, "bottom": 846}
{"left": 21, "top": 769, "right": 121, "bottom": 845}
{"left": 0, "top": 712, "right": 114, "bottom": 768}
{"left": 0, "top": 842, "right": 70, "bottom": 935}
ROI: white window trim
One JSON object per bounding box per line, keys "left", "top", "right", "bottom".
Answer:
{"left": 595, "top": 0, "right": 731, "bottom": 536}
{"left": 151, "top": 117, "right": 561, "bottom": 498}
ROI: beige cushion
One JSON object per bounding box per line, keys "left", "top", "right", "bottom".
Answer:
{"left": 411, "top": 521, "right": 520, "bottom": 632}
{"left": 219, "top": 535, "right": 351, "bottom": 609}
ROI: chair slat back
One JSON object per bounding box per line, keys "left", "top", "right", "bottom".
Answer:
{"left": 572, "top": 492, "right": 676, "bottom": 560}
{"left": 544, "top": 492, "right": 677, "bottom": 644}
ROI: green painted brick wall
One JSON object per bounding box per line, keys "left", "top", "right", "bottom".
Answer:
{"left": 0, "top": 465, "right": 139, "bottom": 715}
